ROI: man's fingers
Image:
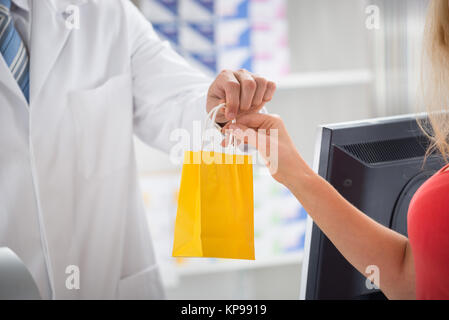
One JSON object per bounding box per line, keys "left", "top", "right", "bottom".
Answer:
{"left": 263, "top": 81, "right": 277, "bottom": 102}
{"left": 252, "top": 76, "right": 268, "bottom": 108}
{"left": 234, "top": 69, "right": 257, "bottom": 112}
{"left": 209, "top": 70, "right": 276, "bottom": 122}
{"left": 220, "top": 70, "right": 240, "bottom": 120}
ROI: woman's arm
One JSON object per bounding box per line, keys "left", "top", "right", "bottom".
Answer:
{"left": 287, "top": 160, "right": 416, "bottom": 299}
{"left": 226, "top": 113, "right": 416, "bottom": 299}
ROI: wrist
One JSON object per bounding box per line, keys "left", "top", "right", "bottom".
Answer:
{"left": 281, "top": 153, "right": 316, "bottom": 192}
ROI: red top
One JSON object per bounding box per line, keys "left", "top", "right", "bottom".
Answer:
{"left": 408, "top": 163, "right": 449, "bottom": 300}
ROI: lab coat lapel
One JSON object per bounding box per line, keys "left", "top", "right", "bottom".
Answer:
{"left": 29, "top": 0, "right": 82, "bottom": 103}
{"left": 0, "top": 51, "right": 27, "bottom": 104}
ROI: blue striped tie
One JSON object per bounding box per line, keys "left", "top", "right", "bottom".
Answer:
{"left": 0, "top": 0, "right": 29, "bottom": 102}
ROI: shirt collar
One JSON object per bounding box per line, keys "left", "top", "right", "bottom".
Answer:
{"left": 12, "top": 0, "right": 30, "bottom": 12}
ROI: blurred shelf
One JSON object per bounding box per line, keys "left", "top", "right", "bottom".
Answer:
{"left": 175, "top": 252, "right": 304, "bottom": 277}
{"left": 276, "top": 69, "right": 373, "bottom": 90}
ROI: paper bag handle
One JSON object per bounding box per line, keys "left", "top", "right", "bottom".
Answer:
{"left": 202, "top": 103, "right": 237, "bottom": 151}
{"left": 202, "top": 103, "right": 269, "bottom": 152}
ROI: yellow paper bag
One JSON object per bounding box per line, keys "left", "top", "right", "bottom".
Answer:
{"left": 172, "top": 105, "right": 255, "bottom": 260}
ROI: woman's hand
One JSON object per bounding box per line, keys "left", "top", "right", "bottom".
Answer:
{"left": 223, "top": 113, "right": 313, "bottom": 187}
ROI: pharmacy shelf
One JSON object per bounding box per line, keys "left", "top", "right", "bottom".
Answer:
{"left": 175, "top": 252, "right": 304, "bottom": 277}
{"left": 276, "top": 69, "right": 373, "bottom": 90}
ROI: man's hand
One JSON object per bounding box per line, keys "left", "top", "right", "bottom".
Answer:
{"left": 207, "top": 69, "right": 276, "bottom": 124}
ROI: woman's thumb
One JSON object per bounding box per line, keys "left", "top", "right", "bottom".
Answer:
{"left": 234, "top": 113, "right": 270, "bottom": 129}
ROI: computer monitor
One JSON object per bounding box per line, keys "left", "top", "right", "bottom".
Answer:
{"left": 299, "top": 114, "right": 445, "bottom": 300}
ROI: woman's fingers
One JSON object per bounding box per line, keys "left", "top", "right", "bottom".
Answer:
{"left": 221, "top": 122, "right": 258, "bottom": 147}
{"left": 228, "top": 123, "right": 274, "bottom": 160}
{"left": 221, "top": 113, "right": 284, "bottom": 162}
{"left": 229, "top": 124, "right": 258, "bottom": 148}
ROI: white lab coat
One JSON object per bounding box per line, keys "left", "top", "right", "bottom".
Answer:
{"left": 0, "top": 0, "right": 211, "bottom": 299}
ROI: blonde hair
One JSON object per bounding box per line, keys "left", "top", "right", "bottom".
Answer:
{"left": 421, "top": 0, "right": 449, "bottom": 161}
